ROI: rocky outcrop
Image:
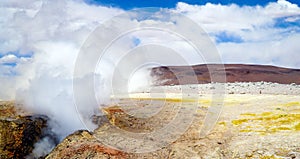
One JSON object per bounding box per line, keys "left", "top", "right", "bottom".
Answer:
{"left": 0, "top": 101, "right": 48, "bottom": 159}
{"left": 45, "top": 130, "right": 128, "bottom": 159}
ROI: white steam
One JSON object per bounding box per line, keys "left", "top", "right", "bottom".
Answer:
{"left": 0, "top": 0, "right": 125, "bottom": 157}
{"left": 1, "top": 0, "right": 121, "bottom": 135}
{"left": 128, "top": 67, "right": 153, "bottom": 93}
{"left": 26, "top": 137, "right": 56, "bottom": 159}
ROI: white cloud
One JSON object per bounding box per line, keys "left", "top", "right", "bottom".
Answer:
{"left": 265, "top": 0, "right": 300, "bottom": 17}
{"left": 0, "top": 0, "right": 123, "bottom": 54}
{"left": 174, "top": 0, "right": 300, "bottom": 68}
{"left": 175, "top": 0, "right": 300, "bottom": 33}
{"left": 0, "top": 54, "right": 18, "bottom": 64}
{"left": 217, "top": 33, "right": 300, "bottom": 67}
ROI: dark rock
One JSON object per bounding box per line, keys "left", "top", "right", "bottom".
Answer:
{"left": 0, "top": 102, "right": 49, "bottom": 159}
{"left": 0, "top": 116, "right": 48, "bottom": 158}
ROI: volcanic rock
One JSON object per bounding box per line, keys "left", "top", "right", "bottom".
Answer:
{"left": 45, "top": 130, "right": 128, "bottom": 159}
{"left": 0, "top": 101, "right": 48, "bottom": 159}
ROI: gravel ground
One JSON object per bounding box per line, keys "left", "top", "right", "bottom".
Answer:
{"left": 109, "top": 82, "right": 300, "bottom": 158}
{"left": 143, "top": 82, "right": 300, "bottom": 95}
{"left": 40, "top": 82, "right": 300, "bottom": 158}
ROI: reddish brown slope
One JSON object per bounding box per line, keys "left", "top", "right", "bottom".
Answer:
{"left": 151, "top": 64, "right": 300, "bottom": 85}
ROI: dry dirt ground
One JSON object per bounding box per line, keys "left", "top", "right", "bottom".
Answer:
{"left": 47, "top": 83, "right": 300, "bottom": 159}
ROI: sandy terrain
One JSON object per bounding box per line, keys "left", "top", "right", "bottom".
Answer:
{"left": 86, "top": 82, "right": 300, "bottom": 158}
{"left": 40, "top": 82, "right": 300, "bottom": 158}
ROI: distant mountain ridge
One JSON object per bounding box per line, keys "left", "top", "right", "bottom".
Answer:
{"left": 151, "top": 64, "right": 300, "bottom": 85}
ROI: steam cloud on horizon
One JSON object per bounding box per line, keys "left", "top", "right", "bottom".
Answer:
{"left": 0, "top": 0, "right": 300, "bottom": 157}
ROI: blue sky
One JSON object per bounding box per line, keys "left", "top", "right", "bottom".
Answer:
{"left": 86, "top": 0, "right": 300, "bottom": 9}
{"left": 1, "top": 0, "right": 300, "bottom": 71}
{"left": 1, "top": 0, "right": 300, "bottom": 69}
{"left": 0, "top": 0, "right": 300, "bottom": 81}
{"left": 84, "top": 0, "right": 300, "bottom": 45}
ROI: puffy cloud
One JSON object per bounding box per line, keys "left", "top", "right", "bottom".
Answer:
{"left": 0, "top": 54, "right": 18, "bottom": 64}
{"left": 174, "top": 0, "right": 300, "bottom": 68}
{"left": 0, "top": 0, "right": 123, "bottom": 54}
{"left": 175, "top": 0, "right": 300, "bottom": 31}
{"left": 217, "top": 33, "right": 300, "bottom": 67}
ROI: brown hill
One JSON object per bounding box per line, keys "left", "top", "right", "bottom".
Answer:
{"left": 151, "top": 64, "right": 300, "bottom": 85}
